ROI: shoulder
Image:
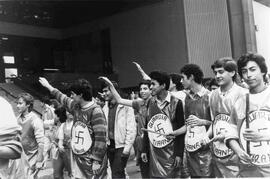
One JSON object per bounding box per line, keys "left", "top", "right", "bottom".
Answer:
{"left": 92, "top": 105, "right": 104, "bottom": 116}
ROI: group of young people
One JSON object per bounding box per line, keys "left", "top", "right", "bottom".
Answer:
{"left": 0, "top": 52, "right": 269, "bottom": 178}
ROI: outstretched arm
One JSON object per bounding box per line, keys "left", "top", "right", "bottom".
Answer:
{"left": 133, "top": 62, "right": 151, "bottom": 81}
{"left": 39, "top": 77, "right": 75, "bottom": 112}
{"left": 99, "top": 76, "right": 141, "bottom": 107}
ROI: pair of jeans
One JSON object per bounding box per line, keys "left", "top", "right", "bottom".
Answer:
{"left": 108, "top": 140, "right": 129, "bottom": 179}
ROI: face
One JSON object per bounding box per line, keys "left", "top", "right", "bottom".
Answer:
{"left": 150, "top": 79, "right": 164, "bottom": 96}
{"left": 70, "top": 91, "right": 82, "bottom": 103}
{"left": 213, "top": 67, "right": 235, "bottom": 86}
{"left": 17, "top": 98, "right": 29, "bottom": 114}
{"left": 168, "top": 79, "right": 175, "bottom": 91}
{"left": 241, "top": 61, "right": 265, "bottom": 90}
{"left": 139, "top": 84, "right": 151, "bottom": 100}
{"left": 54, "top": 114, "right": 60, "bottom": 124}
{"left": 102, "top": 87, "right": 113, "bottom": 101}
{"left": 181, "top": 73, "right": 191, "bottom": 89}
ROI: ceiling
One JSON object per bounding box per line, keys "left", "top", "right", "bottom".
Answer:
{"left": 0, "top": 0, "right": 160, "bottom": 28}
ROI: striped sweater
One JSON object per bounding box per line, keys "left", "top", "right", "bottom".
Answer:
{"left": 52, "top": 89, "right": 107, "bottom": 176}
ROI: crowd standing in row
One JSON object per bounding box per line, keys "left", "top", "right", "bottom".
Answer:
{"left": 0, "top": 52, "right": 270, "bottom": 178}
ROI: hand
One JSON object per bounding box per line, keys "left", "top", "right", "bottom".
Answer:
{"left": 165, "top": 131, "right": 176, "bottom": 140}
{"left": 186, "top": 115, "right": 206, "bottom": 127}
{"left": 141, "top": 153, "right": 148, "bottom": 163}
{"left": 92, "top": 161, "right": 101, "bottom": 175}
{"left": 34, "top": 161, "right": 43, "bottom": 171}
{"left": 173, "top": 156, "right": 181, "bottom": 168}
{"left": 39, "top": 77, "right": 53, "bottom": 91}
{"left": 98, "top": 76, "right": 114, "bottom": 87}
{"left": 213, "top": 131, "right": 226, "bottom": 142}
{"left": 236, "top": 149, "right": 252, "bottom": 165}
{"left": 121, "top": 151, "right": 129, "bottom": 158}
{"left": 243, "top": 129, "right": 269, "bottom": 142}
{"left": 132, "top": 61, "right": 151, "bottom": 80}
{"left": 58, "top": 146, "right": 65, "bottom": 153}
{"left": 200, "top": 136, "right": 210, "bottom": 146}
{"left": 132, "top": 61, "right": 143, "bottom": 72}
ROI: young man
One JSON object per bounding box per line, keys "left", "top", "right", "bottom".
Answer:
{"left": 133, "top": 80, "right": 152, "bottom": 178}
{"left": 226, "top": 53, "right": 270, "bottom": 177}
{"left": 169, "top": 73, "right": 186, "bottom": 103}
{"left": 208, "top": 58, "right": 247, "bottom": 177}
{"left": 102, "top": 81, "right": 136, "bottom": 179}
{"left": 100, "top": 70, "right": 185, "bottom": 178}
{"left": 170, "top": 64, "right": 212, "bottom": 177}
{"left": 39, "top": 77, "right": 107, "bottom": 179}
{"left": 17, "top": 93, "right": 45, "bottom": 173}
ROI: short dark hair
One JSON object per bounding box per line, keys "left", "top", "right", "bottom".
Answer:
{"left": 69, "top": 79, "right": 93, "bottom": 101}
{"left": 54, "top": 106, "right": 67, "bottom": 123}
{"left": 149, "top": 71, "right": 170, "bottom": 90}
{"left": 50, "top": 99, "right": 60, "bottom": 109}
{"left": 180, "top": 64, "right": 204, "bottom": 84}
{"left": 101, "top": 80, "right": 121, "bottom": 93}
{"left": 170, "top": 73, "right": 183, "bottom": 91}
{"left": 209, "top": 78, "right": 218, "bottom": 88}
{"left": 211, "top": 57, "right": 238, "bottom": 81}
{"left": 17, "top": 93, "right": 34, "bottom": 112}
{"left": 41, "top": 96, "right": 51, "bottom": 105}
{"left": 138, "top": 80, "right": 151, "bottom": 89}
{"left": 237, "top": 52, "right": 268, "bottom": 80}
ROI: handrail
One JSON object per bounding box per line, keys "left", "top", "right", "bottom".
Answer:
{"left": 0, "top": 86, "right": 42, "bottom": 117}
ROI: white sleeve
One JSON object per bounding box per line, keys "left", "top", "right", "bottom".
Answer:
{"left": 58, "top": 123, "right": 64, "bottom": 140}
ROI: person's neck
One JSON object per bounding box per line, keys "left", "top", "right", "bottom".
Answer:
{"left": 170, "top": 87, "right": 177, "bottom": 92}
{"left": 250, "top": 82, "right": 267, "bottom": 94}
{"left": 22, "top": 110, "right": 29, "bottom": 119}
{"left": 143, "top": 95, "right": 151, "bottom": 101}
{"left": 80, "top": 100, "right": 91, "bottom": 108}
{"left": 157, "top": 90, "right": 168, "bottom": 101}
{"left": 109, "top": 98, "right": 117, "bottom": 105}
{"left": 220, "top": 80, "right": 234, "bottom": 93}
{"left": 190, "top": 82, "right": 202, "bottom": 94}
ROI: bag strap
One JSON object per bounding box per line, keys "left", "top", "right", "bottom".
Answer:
{"left": 246, "top": 93, "right": 250, "bottom": 154}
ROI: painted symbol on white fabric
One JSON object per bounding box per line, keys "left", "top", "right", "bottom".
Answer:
{"left": 147, "top": 113, "right": 173, "bottom": 148}
{"left": 212, "top": 114, "right": 233, "bottom": 158}
{"left": 185, "top": 124, "right": 207, "bottom": 152}
{"left": 71, "top": 121, "right": 92, "bottom": 155}
{"left": 75, "top": 131, "right": 84, "bottom": 145}
{"left": 253, "top": 128, "right": 270, "bottom": 147}
{"left": 189, "top": 128, "right": 195, "bottom": 138}
{"left": 154, "top": 123, "right": 165, "bottom": 138}
{"left": 240, "top": 110, "right": 270, "bottom": 166}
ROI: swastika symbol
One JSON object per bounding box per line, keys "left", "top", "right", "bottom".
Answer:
{"left": 216, "top": 128, "right": 226, "bottom": 135}
{"left": 188, "top": 128, "right": 195, "bottom": 138}
{"left": 75, "top": 131, "right": 84, "bottom": 145}
{"left": 154, "top": 123, "right": 165, "bottom": 138}
{"left": 253, "top": 128, "right": 270, "bottom": 147}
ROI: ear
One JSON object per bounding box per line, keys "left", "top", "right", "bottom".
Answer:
{"left": 161, "top": 83, "right": 166, "bottom": 90}
{"left": 190, "top": 74, "right": 194, "bottom": 81}
{"left": 229, "top": 71, "right": 236, "bottom": 78}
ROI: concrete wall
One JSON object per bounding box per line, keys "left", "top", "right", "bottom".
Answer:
{"left": 63, "top": 0, "right": 188, "bottom": 87}
{"left": 253, "top": 1, "right": 270, "bottom": 69}
{"left": 183, "top": 0, "right": 232, "bottom": 78}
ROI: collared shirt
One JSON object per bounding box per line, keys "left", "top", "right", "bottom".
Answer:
{"left": 155, "top": 92, "right": 171, "bottom": 110}
{"left": 189, "top": 86, "right": 209, "bottom": 99}
{"left": 108, "top": 102, "right": 118, "bottom": 140}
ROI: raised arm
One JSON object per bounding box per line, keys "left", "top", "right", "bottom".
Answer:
{"left": 133, "top": 62, "right": 151, "bottom": 81}
{"left": 39, "top": 77, "right": 75, "bottom": 112}
{"left": 99, "top": 76, "right": 134, "bottom": 107}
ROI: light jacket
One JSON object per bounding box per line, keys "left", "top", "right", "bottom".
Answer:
{"left": 103, "top": 103, "right": 136, "bottom": 154}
